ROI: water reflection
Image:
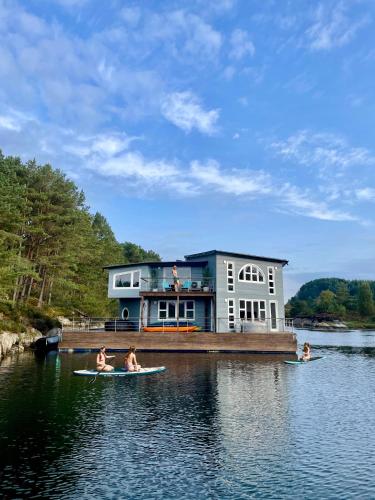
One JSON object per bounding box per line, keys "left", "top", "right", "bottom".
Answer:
{"left": 0, "top": 348, "right": 375, "bottom": 499}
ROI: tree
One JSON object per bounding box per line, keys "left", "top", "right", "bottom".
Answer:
{"left": 358, "top": 282, "right": 374, "bottom": 317}
{"left": 315, "top": 290, "right": 338, "bottom": 314}
{"left": 122, "top": 242, "right": 161, "bottom": 263}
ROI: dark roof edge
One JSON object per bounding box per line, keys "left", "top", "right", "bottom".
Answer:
{"left": 185, "top": 250, "right": 288, "bottom": 266}
{"left": 103, "top": 260, "right": 208, "bottom": 270}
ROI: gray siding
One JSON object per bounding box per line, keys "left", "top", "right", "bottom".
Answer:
{"left": 214, "top": 253, "right": 285, "bottom": 332}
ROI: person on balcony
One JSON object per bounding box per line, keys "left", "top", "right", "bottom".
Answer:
{"left": 172, "top": 265, "right": 180, "bottom": 292}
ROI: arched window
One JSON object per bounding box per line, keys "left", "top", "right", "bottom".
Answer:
{"left": 122, "top": 307, "right": 130, "bottom": 320}
{"left": 238, "top": 264, "right": 265, "bottom": 283}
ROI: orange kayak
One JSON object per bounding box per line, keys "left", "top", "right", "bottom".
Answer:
{"left": 143, "top": 325, "right": 200, "bottom": 333}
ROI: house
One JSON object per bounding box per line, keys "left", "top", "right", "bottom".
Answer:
{"left": 104, "top": 250, "right": 288, "bottom": 333}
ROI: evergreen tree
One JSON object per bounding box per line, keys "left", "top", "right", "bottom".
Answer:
{"left": 358, "top": 282, "right": 374, "bottom": 317}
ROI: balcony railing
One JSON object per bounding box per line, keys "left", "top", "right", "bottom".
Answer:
{"left": 61, "top": 316, "right": 294, "bottom": 334}
{"left": 140, "top": 277, "right": 215, "bottom": 293}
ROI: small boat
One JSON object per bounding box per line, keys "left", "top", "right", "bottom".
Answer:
{"left": 284, "top": 356, "right": 325, "bottom": 365}
{"left": 144, "top": 321, "right": 200, "bottom": 333}
{"left": 73, "top": 366, "right": 166, "bottom": 377}
{"left": 144, "top": 326, "right": 199, "bottom": 333}
{"left": 33, "top": 328, "right": 61, "bottom": 352}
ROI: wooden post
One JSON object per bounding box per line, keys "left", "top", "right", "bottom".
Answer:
{"left": 176, "top": 294, "right": 179, "bottom": 330}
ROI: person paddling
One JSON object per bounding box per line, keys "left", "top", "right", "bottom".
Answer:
{"left": 124, "top": 346, "right": 141, "bottom": 372}
{"left": 96, "top": 345, "right": 115, "bottom": 372}
{"left": 300, "top": 342, "right": 311, "bottom": 362}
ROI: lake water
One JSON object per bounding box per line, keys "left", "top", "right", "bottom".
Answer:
{"left": 1, "top": 329, "right": 375, "bottom": 499}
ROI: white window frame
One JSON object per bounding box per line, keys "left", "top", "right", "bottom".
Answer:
{"left": 268, "top": 266, "right": 275, "bottom": 295}
{"left": 113, "top": 269, "right": 141, "bottom": 289}
{"left": 227, "top": 261, "right": 235, "bottom": 293}
{"left": 239, "top": 299, "right": 267, "bottom": 322}
{"left": 238, "top": 264, "right": 265, "bottom": 284}
{"left": 122, "top": 307, "right": 130, "bottom": 320}
{"left": 157, "top": 300, "right": 195, "bottom": 320}
{"left": 269, "top": 300, "right": 278, "bottom": 331}
{"left": 228, "top": 298, "right": 235, "bottom": 330}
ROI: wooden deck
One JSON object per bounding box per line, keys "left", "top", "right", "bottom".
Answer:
{"left": 60, "top": 331, "right": 297, "bottom": 354}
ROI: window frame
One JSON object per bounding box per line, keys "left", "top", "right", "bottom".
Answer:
{"left": 238, "top": 264, "right": 265, "bottom": 284}
{"left": 158, "top": 300, "right": 195, "bottom": 320}
{"left": 113, "top": 269, "right": 141, "bottom": 289}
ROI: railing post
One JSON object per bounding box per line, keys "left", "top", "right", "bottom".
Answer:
{"left": 115, "top": 319, "right": 117, "bottom": 333}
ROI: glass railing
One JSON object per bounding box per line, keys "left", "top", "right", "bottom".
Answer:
{"left": 61, "top": 316, "right": 294, "bottom": 333}
{"left": 140, "top": 277, "right": 215, "bottom": 293}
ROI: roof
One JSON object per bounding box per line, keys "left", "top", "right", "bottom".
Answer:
{"left": 185, "top": 250, "right": 288, "bottom": 266}
{"left": 103, "top": 260, "right": 208, "bottom": 270}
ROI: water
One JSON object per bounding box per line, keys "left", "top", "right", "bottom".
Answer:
{"left": 1, "top": 330, "right": 375, "bottom": 499}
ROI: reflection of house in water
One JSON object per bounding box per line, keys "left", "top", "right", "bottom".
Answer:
{"left": 216, "top": 359, "right": 290, "bottom": 454}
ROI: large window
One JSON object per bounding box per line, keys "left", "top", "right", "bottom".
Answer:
{"left": 238, "top": 264, "right": 265, "bottom": 283}
{"left": 239, "top": 300, "right": 266, "bottom": 321}
{"left": 114, "top": 270, "right": 140, "bottom": 288}
{"left": 158, "top": 300, "right": 195, "bottom": 320}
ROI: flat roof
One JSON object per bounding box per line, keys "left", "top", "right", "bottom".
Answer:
{"left": 103, "top": 260, "right": 208, "bottom": 270}
{"left": 185, "top": 250, "right": 288, "bottom": 266}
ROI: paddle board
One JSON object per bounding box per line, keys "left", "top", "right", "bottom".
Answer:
{"left": 284, "top": 356, "right": 325, "bottom": 365}
{"left": 73, "top": 366, "right": 166, "bottom": 377}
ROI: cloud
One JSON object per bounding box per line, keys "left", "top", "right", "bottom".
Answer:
{"left": 0, "top": 115, "right": 22, "bottom": 132}
{"left": 161, "top": 91, "right": 220, "bottom": 135}
{"left": 270, "top": 130, "right": 375, "bottom": 171}
{"left": 280, "top": 184, "right": 357, "bottom": 222}
{"left": 355, "top": 187, "right": 375, "bottom": 201}
{"left": 64, "top": 133, "right": 138, "bottom": 158}
{"left": 229, "top": 29, "right": 255, "bottom": 60}
{"left": 305, "top": 2, "right": 370, "bottom": 51}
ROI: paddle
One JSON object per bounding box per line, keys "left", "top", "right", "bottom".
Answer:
{"left": 89, "top": 355, "right": 116, "bottom": 384}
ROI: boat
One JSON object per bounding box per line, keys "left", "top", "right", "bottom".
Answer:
{"left": 33, "top": 328, "right": 61, "bottom": 352}
{"left": 284, "top": 356, "right": 325, "bottom": 365}
{"left": 73, "top": 367, "right": 166, "bottom": 377}
{"left": 143, "top": 321, "right": 200, "bottom": 333}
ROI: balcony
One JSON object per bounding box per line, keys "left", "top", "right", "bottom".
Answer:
{"left": 140, "top": 277, "right": 215, "bottom": 296}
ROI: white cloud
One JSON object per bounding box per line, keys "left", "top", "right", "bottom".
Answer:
{"left": 64, "top": 133, "right": 138, "bottom": 158}
{"left": 355, "top": 187, "right": 375, "bottom": 201}
{"left": 0, "top": 115, "right": 22, "bottom": 132}
{"left": 229, "top": 29, "right": 255, "bottom": 60}
{"left": 120, "top": 7, "right": 141, "bottom": 26}
{"left": 270, "top": 130, "right": 375, "bottom": 171}
{"left": 306, "top": 2, "right": 369, "bottom": 51}
{"left": 280, "top": 184, "right": 357, "bottom": 221}
{"left": 190, "top": 160, "right": 271, "bottom": 196}
{"left": 161, "top": 91, "right": 220, "bottom": 135}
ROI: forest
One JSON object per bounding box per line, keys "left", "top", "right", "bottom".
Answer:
{"left": 286, "top": 277, "right": 375, "bottom": 327}
{"left": 0, "top": 151, "right": 160, "bottom": 330}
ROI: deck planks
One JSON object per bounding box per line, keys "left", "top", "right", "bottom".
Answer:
{"left": 60, "top": 331, "right": 297, "bottom": 353}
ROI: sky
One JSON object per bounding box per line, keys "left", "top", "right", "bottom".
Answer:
{"left": 0, "top": 0, "right": 375, "bottom": 299}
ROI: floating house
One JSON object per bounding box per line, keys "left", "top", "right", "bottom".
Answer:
{"left": 104, "top": 250, "right": 289, "bottom": 334}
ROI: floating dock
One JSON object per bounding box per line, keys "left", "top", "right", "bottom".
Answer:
{"left": 59, "top": 331, "right": 297, "bottom": 354}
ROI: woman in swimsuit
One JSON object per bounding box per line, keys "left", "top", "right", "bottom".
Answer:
{"left": 301, "top": 342, "right": 311, "bottom": 362}
{"left": 96, "top": 345, "right": 115, "bottom": 372}
{"left": 124, "top": 346, "right": 141, "bottom": 372}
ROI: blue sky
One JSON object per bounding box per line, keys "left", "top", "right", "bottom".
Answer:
{"left": 1, "top": 0, "right": 375, "bottom": 298}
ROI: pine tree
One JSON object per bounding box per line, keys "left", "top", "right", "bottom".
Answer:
{"left": 358, "top": 282, "right": 374, "bottom": 317}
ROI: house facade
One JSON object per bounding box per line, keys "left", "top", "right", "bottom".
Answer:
{"left": 105, "top": 250, "right": 288, "bottom": 333}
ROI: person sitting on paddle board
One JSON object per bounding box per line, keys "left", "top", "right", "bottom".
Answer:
{"left": 124, "top": 346, "right": 141, "bottom": 372}
{"left": 96, "top": 345, "right": 115, "bottom": 372}
{"left": 300, "top": 342, "right": 311, "bottom": 362}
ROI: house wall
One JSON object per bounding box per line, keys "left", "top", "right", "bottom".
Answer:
{"left": 107, "top": 265, "right": 150, "bottom": 298}
{"left": 119, "top": 298, "right": 141, "bottom": 322}
{"left": 214, "top": 254, "right": 285, "bottom": 332}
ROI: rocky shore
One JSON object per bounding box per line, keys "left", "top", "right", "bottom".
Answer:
{"left": 293, "top": 317, "right": 348, "bottom": 330}
{"left": 0, "top": 330, "right": 42, "bottom": 361}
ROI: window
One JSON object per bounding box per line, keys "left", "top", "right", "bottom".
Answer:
{"left": 114, "top": 270, "right": 140, "bottom": 288}
{"left": 238, "top": 264, "right": 265, "bottom": 283}
{"left": 158, "top": 300, "right": 195, "bottom": 320}
{"left": 239, "top": 300, "right": 266, "bottom": 321}
{"left": 227, "top": 261, "right": 235, "bottom": 292}
{"left": 122, "top": 307, "right": 129, "bottom": 320}
{"left": 268, "top": 267, "right": 275, "bottom": 295}
{"left": 228, "top": 298, "right": 235, "bottom": 330}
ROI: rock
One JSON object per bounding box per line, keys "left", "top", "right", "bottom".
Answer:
{"left": 0, "top": 330, "right": 43, "bottom": 361}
